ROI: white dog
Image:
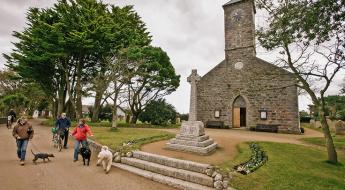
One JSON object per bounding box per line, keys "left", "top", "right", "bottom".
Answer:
{"left": 97, "top": 146, "right": 113, "bottom": 174}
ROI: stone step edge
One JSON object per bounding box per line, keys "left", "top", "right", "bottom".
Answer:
{"left": 176, "top": 134, "right": 210, "bottom": 142}
{"left": 121, "top": 157, "right": 214, "bottom": 187}
{"left": 165, "top": 142, "right": 218, "bottom": 155}
{"left": 133, "top": 150, "right": 211, "bottom": 173}
{"left": 112, "top": 163, "right": 215, "bottom": 190}
{"left": 169, "top": 138, "right": 215, "bottom": 147}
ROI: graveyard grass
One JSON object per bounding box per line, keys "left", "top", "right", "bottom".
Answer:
{"left": 90, "top": 127, "right": 175, "bottom": 151}
{"left": 41, "top": 119, "right": 175, "bottom": 151}
{"left": 301, "top": 136, "right": 345, "bottom": 150}
{"left": 223, "top": 142, "right": 345, "bottom": 190}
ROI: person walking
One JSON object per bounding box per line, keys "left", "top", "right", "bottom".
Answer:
{"left": 71, "top": 119, "right": 93, "bottom": 162}
{"left": 55, "top": 113, "right": 71, "bottom": 149}
{"left": 12, "top": 117, "right": 34, "bottom": 165}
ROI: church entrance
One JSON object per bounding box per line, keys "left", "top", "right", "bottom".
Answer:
{"left": 233, "top": 96, "right": 246, "bottom": 128}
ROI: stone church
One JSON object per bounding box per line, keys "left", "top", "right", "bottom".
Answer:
{"left": 196, "top": 0, "right": 301, "bottom": 133}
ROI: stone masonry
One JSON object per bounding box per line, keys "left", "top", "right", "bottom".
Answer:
{"left": 196, "top": 0, "right": 300, "bottom": 133}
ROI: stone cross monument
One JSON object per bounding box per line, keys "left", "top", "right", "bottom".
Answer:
{"left": 166, "top": 70, "right": 217, "bottom": 155}
{"left": 187, "top": 69, "right": 200, "bottom": 122}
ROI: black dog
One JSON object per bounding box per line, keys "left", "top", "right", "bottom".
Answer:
{"left": 31, "top": 150, "right": 54, "bottom": 164}
{"left": 79, "top": 145, "right": 91, "bottom": 166}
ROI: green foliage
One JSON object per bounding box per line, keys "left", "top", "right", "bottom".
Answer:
{"left": 312, "top": 96, "right": 345, "bottom": 120}
{"left": 139, "top": 99, "right": 177, "bottom": 125}
{"left": 123, "top": 46, "right": 180, "bottom": 123}
{"left": 4, "top": 0, "right": 153, "bottom": 119}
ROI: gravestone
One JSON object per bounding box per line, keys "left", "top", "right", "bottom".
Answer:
{"left": 166, "top": 70, "right": 217, "bottom": 155}
{"left": 335, "top": 120, "right": 345, "bottom": 135}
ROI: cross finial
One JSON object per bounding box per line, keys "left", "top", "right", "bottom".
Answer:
{"left": 187, "top": 69, "right": 201, "bottom": 83}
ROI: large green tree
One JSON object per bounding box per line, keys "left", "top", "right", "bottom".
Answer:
{"left": 124, "top": 46, "right": 180, "bottom": 124}
{"left": 256, "top": 0, "right": 344, "bottom": 163}
{"left": 4, "top": 0, "right": 152, "bottom": 120}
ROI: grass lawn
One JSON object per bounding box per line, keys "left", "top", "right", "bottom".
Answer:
{"left": 221, "top": 142, "right": 345, "bottom": 190}
{"left": 301, "top": 123, "right": 345, "bottom": 151}
{"left": 89, "top": 127, "right": 175, "bottom": 152}
{"left": 301, "top": 136, "right": 345, "bottom": 151}
{"left": 40, "top": 119, "right": 175, "bottom": 152}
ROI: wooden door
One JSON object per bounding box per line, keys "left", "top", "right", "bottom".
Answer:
{"left": 233, "top": 107, "right": 241, "bottom": 128}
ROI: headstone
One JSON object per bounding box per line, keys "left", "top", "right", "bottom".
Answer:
{"left": 335, "top": 120, "right": 345, "bottom": 135}
{"left": 166, "top": 70, "right": 217, "bottom": 155}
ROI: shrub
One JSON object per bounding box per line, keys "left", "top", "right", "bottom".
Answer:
{"left": 139, "top": 99, "right": 177, "bottom": 125}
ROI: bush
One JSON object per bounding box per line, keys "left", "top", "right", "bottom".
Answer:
{"left": 300, "top": 116, "right": 312, "bottom": 123}
{"left": 139, "top": 99, "right": 177, "bottom": 125}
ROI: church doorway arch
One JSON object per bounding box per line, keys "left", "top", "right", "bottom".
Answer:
{"left": 232, "top": 96, "right": 246, "bottom": 128}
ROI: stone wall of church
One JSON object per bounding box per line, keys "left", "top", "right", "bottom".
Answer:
{"left": 196, "top": 49, "right": 300, "bottom": 134}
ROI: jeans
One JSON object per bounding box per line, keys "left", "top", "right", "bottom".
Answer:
{"left": 74, "top": 140, "right": 87, "bottom": 160}
{"left": 16, "top": 139, "right": 28, "bottom": 161}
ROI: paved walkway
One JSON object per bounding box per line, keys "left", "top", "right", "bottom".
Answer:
{"left": 0, "top": 120, "right": 175, "bottom": 190}
{"left": 141, "top": 127, "right": 324, "bottom": 165}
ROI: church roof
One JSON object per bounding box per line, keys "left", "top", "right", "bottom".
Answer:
{"left": 223, "top": 0, "right": 243, "bottom": 7}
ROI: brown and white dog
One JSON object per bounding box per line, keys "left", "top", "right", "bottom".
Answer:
{"left": 96, "top": 146, "right": 113, "bottom": 174}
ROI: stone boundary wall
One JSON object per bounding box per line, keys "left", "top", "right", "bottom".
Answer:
{"left": 0, "top": 117, "right": 7, "bottom": 124}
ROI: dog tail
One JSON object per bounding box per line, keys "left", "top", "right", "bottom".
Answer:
{"left": 31, "top": 149, "right": 35, "bottom": 156}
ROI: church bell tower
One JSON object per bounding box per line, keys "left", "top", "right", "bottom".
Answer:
{"left": 223, "top": 0, "right": 256, "bottom": 59}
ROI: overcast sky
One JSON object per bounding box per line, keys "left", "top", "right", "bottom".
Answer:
{"left": 0, "top": 0, "right": 344, "bottom": 113}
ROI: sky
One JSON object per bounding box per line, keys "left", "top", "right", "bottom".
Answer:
{"left": 0, "top": 0, "right": 344, "bottom": 113}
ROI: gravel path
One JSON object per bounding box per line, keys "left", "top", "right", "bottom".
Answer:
{"left": 0, "top": 120, "right": 176, "bottom": 190}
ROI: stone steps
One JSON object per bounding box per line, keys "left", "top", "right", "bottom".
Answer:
{"left": 112, "top": 163, "right": 215, "bottom": 190}
{"left": 121, "top": 157, "right": 214, "bottom": 187}
{"left": 132, "top": 151, "right": 210, "bottom": 173}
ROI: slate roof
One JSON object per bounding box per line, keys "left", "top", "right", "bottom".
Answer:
{"left": 223, "top": 0, "right": 243, "bottom": 7}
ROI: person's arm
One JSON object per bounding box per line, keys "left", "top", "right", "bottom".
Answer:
{"left": 67, "top": 119, "right": 71, "bottom": 129}
{"left": 13, "top": 112, "right": 16, "bottom": 119}
{"left": 71, "top": 127, "right": 77, "bottom": 136}
{"left": 86, "top": 125, "right": 94, "bottom": 136}
{"left": 12, "top": 125, "right": 19, "bottom": 139}
{"left": 28, "top": 125, "right": 34, "bottom": 139}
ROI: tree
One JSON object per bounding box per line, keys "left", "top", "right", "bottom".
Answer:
{"left": 0, "top": 93, "right": 29, "bottom": 114}
{"left": 4, "top": 0, "right": 152, "bottom": 120}
{"left": 124, "top": 46, "right": 180, "bottom": 123}
{"left": 256, "top": 0, "right": 345, "bottom": 163}
{"left": 89, "top": 5, "right": 151, "bottom": 122}
{"left": 139, "top": 99, "right": 177, "bottom": 125}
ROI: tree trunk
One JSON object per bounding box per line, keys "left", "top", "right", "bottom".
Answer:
{"left": 75, "top": 62, "right": 83, "bottom": 120}
{"left": 91, "top": 90, "right": 103, "bottom": 122}
{"left": 111, "top": 92, "right": 119, "bottom": 128}
{"left": 319, "top": 108, "right": 338, "bottom": 163}
{"left": 57, "top": 85, "right": 65, "bottom": 116}
{"left": 130, "top": 113, "right": 138, "bottom": 124}
{"left": 52, "top": 98, "right": 58, "bottom": 119}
